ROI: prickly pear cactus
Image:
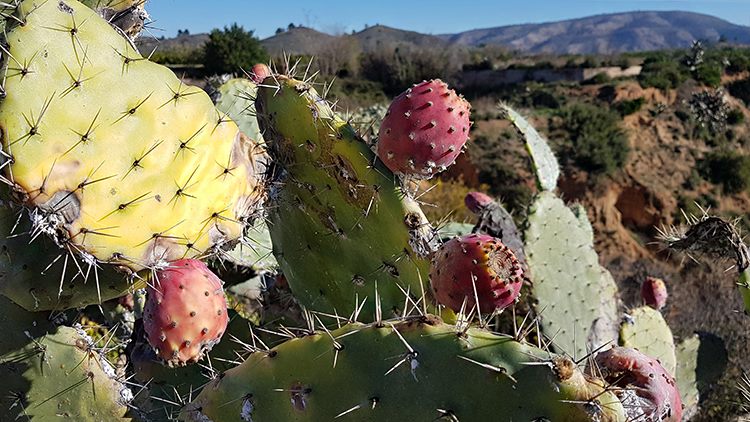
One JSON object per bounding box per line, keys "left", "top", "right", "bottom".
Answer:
{"left": 500, "top": 103, "right": 559, "bottom": 191}
{"left": 183, "top": 317, "right": 626, "bottom": 421}
{"left": 80, "top": 0, "right": 150, "bottom": 39}
{"left": 525, "top": 191, "right": 620, "bottom": 360}
{"left": 214, "top": 77, "right": 264, "bottom": 146}
{"left": 0, "top": 202, "right": 141, "bottom": 311}
{"left": 0, "top": 296, "right": 132, "bottom": 420}
{"left": 619, "top": 306, "right": 676, "bottom": 375}
{"left": 0, "top": 0, "right": 266, "bottom": 272}
{"left": 256, "top": 75, "right": 435, "bottom": 319}
{"left": 675, "top": 333, "right": 728, "bottom": 420}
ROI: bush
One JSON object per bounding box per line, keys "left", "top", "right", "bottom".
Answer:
{"left": 699, "top": 150, "right": 750, "bottom": 194}
{"left": 639, "top": 56, "right": 687, "bottom": 90}
{"left": 613, "top": 97, "right": 645, "bottom": 116}
{"left": 597, "top": 85, "right": 617, "bottom": 103}
{"left": 360, "top": 45, "right": 462, "bottom": 96}
{"left": 727, "top": 78, "right": 750, "bottom": 106}
{"left": 529, "top": 90, "right": 560, "bottom": 109}
{"left": 555, "top": 103, "right": 629, "bottom": 174}
{"left": 202, "top": 24, "right": 269, "bottom": 75}
{"left": 728, "top": 108, "right": 745, "bottom": 125}
{"left": 693, "top": 61, "right": 723, "bottom": 87}
{"left": 469, "top": 133, "right": 533, "bottom": 214}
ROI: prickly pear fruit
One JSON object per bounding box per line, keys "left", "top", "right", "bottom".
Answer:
{"left": 430, "top": 233, "right": 524, "bottom": 313}
{"left": 464, "top": 191, "right": 493, "bottom": 214}
{"left": 642, "top": 276, "right": 668, "bottom": 310}
{"left": 377, "top": 79, "right": 471, "bottom": 178}
{"left": 595, "top": 346, "right": 682, "bottom": 422}
{"left": 143, "top": 259, "right": 228, "bottom": 366}
{"left": 250, "top": 63, "right": 272, "bottom": 84}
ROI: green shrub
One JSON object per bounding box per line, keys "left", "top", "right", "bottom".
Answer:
{"left": 469, "top": 133, "right": 532, "bottom": 214}
{"left": 639, "top": 56, "right": 687, "bottom": 90}
{"left": 150, "top": 47, "right": 199, "bottom": 65}
{"left": 202, "top": 24, "right": 269, "bottom": 75}
{"left": 555, "top": 103, "right": 629, "bottom": 174}
{"left": 728, "top": 108, "right": 745, "bottom": 125}
{"left": 693, "top": 61, "right": 723, "bottom": 87}
{"left": 529, "top": 90, "right": 560, "bottom": 109}
{"left": 699, "top": 150, "right": 750, "bottom": 194}
{"left": 727, "top": 78, "right": 750, "bottom": 106}
{"left": 613, "top": 97, "right": 645, "bottom": 116}
{"left": 597, "top": 85, "right": 617, "bottom": 103}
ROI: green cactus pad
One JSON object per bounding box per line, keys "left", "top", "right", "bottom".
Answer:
{"left": 255, "top": 76, "right": 435, "bottom": 320}
{"left": 675, "top": 333, "right": 728, "bottom": 419}
{"left": 0, "top": 0, "right": 265, "bottom": 271}
{"left": 437, "top": 221, "right": 475, "bottom": 241}
{"left": 500, "top": 103, "right": 560, "bottom": 191}
{"left": 525, "top": 191, "right": 620, "bottom": 360}
{"left": 619, "top": 306, "right": 676, "bottom": 375}
{"left": 214, "top": 77, "right": 264, "bottom": 146}
{"left": 0, "top": 296, "right": 132, "bottom": 420}
{"left": 183, "top": 317, "right": 626, "bottom": 421}
{"left": 130, "top": 312, "right": 256, "bottom": 421}
{"left": 0, "top": 204, "right": 143, "bottom": 311}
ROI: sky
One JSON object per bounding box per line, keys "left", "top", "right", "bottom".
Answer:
{"left": 147, "top": 0, "right": 750, "bottom": 39}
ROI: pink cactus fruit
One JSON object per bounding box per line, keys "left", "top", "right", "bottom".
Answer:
{"left": 642, "top": 276, "right": 668, "bottom": 310}
{"left": 377, "top": 79, "right": 471, "bottom": 178}
{"left": 596, "top": 347, "right": 682, "bottom": 422}
{"left": 250, "top": 63, "right": 272, "bottom": 84}
{"left": 429, "top": 233, "right": 524, "bottom": 314}
{"left": 464, "top": 191, "right": 494, "bottom": 214}
{"left": 143, "top": 259, "right": 229, "bottom": 366}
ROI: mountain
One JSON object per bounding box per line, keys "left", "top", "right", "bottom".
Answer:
{"left": 139, "top": 11, "right": 750, "bottom": 57}
{"left": 352, "top": 25, "right": 449, "bottom": 51}
{"left": 442, "top": 11, "right": 750, "bottom": 54}
{"left": 260, "top": 27, "right": 338, "bottom": 56}
{"left": 259, "top": 25, "right": 449, "bottom": 56}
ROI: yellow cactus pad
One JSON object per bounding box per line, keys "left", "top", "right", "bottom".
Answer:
{"left": 0, "top": 0, "right": 265, "bottom": 270}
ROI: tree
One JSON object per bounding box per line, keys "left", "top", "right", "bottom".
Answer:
{"left": 275, "top": 27, "right": 284, "bottom": 35}
{"left": 202, "top": 24, "right": 269, "bottom": 75}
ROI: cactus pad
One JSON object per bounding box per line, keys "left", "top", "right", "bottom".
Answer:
{"left": 525, "top": 191, "right": 619, "bottom": 359}
{"left": 500, "top": 103, "right": 559, "bottom": 191}
{"left": 619, "top": 305, "right": 676, "bottom": 375}
{"left": 0, "top": 0, "right": 265, "bottom": 271}
{"left": 183, "top": 317, "right": 626, "bottom": 421}
{"left": 256, "top": 75, "right": 435, "bottom": 319}
{"left": 0, "top": 202, "right": 141, "bottom": 311}
{"left": 0, "top": 296, "right": 132, "bottom": 420}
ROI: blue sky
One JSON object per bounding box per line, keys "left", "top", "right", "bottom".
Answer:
{"left": 147, "top": 1, "right": 750, "bottom": 39}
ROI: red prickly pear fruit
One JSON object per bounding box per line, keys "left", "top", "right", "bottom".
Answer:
{"left": 464, "top": 191, "right": 493, "bottom": 214}
{"left": 377, "top": 79, "right": 471, "bottom": 179}
{"left": 429, "top": 233, "right": 524, "bottom": 314}
{"left": 641, "top": 276, "right": 668, "bottom": 310}
{"left": 250, "top": 63, "right": 271, "bottom": 84}
{"left": 595, "top": 347, "right": 682, "bottom": 422}
{"left": 143, "top": 259, "right": 229, "bottom": 367}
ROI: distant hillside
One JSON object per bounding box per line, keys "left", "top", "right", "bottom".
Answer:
{"left": 442, "top": 11, "right": 750, "bottom": 54}
{"left": 259, "top": 25, "right": 449, "bottom": 55}
{"left": 260, "top": 27, "right": 337, "bottom": 56}
{"left": 137, "top": 33, "right": 208, "bottom": 53}
{"left": 352, "top": 25, "right": 449, "bottom": 51}
{"left": 139, "top": 11, "right": 750, "bottom": 57}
